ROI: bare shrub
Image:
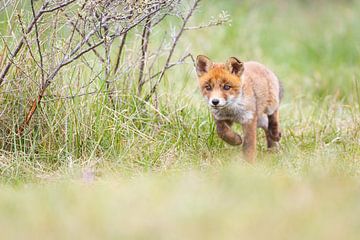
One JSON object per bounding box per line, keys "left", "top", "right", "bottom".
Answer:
{"left": 0, "top": 0, "right": 229, "bottom": 149}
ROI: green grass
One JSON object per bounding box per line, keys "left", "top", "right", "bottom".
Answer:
{"left": 1, "top": 0, "right": 360, "bottom": 239}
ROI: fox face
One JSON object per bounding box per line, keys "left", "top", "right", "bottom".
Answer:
{"left": 196, "top": 55, "right": 244, "bottom": 109}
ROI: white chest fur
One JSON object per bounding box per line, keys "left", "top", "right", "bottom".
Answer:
{"left": 211, "top": 93, "right": 255, "bottom": 124}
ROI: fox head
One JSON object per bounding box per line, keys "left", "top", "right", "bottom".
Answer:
{"left": 196, "top": 55, "right": 244, "bottom": 109}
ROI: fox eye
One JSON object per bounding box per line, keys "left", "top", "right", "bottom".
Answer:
{"left": 205, "top": 85, "right": 212, "bottom": 91}
{"left": 223, "top": 84, "right": 231, "bottom": 90}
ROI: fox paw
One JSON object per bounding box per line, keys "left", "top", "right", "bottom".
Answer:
{"left": 269, "top": 130, "right": 281, "bottom": 142}
{"left": 222, "top": 133, "right": 242, "bottom": 146}
{"left": 233, "top": 134, "right": 243, "bottom": 145}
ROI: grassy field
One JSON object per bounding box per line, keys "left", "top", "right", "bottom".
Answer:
{"left": 1, "top": 0, "right": 360, "bottom": 239}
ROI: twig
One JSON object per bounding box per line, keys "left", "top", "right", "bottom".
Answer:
{"left": 137, "top": 17, "right": 152, "bottom": 95}
{"left": 0, "top": 0, "right": 77, "bottom": 87}
{"left": 64, "top": 13, "right": 105, "bottom": 63}
{"left": 41, "top": 90, "right": 124, "bottom": 102}
{"left": 0, "top": 0, "right": 12, "bottom": 12}
{"left": 149, "top": 53, "right": 194, "bottom": 80}
{"left": 31, "top": 0, "right": 45, "bottom": 86}
{"left": 0, "top": 1, "right": 49, "bottom": 86}
{"left": 104, "top": 23, "right": 115, "bottom": 108}
{"left": 184, "top": 21, "right": 229, "bottom": 30}
{"left": 113, "top": 33, "right": 127, "bottom": 74}
{"left": 17, "top": 12, "right": 46, "bottom": 83}
{"left": 46, "top": 3, "right": 169, "bottom": 85}
{"left": 145, "top": 0, "right": 201, "bottom": 101}
{"left": 40, "top": 0, "right": 76, "bottom": 14}
{"left": 16, "top": 88, "right": 45, "bottom": 135}
{"left": 13, "top": 0, "right": 203, "bottom": 135}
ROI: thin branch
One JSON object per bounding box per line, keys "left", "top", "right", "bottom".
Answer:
{"left": 0, "top": 0, "right": 77, "bottom": 87}
{"left": 151, "top": 1, "right": 178, "bottom": 27}
{"left": 13, "top": 0, "right": 186, "bottom": 135}
{"left": 0, "top": 1, "right": 50, "bottom": 86}
{"left": 64, "top": 13, "right": 105, "bottom": 63}
{"left": 113, "top": 32, "right": 127, "bottom": 74}
{"left": 137, "top": 17, "right": 152, "bottom": 95}
{"left": 49, "top": 8, "right": 59, "bottom": 74}
{"left": 109, "top": 1, "right": 172, "bottom": 39}
{"left": 17, "top": 12, "right": 45, "bottom": 81}
{"left": 145, "top": 0, "right": 201, "bottom": 101}
{"left": 68, "top": 27, "right": 100, "bottom": 58}
{"left": 47, "top": 3, "right": 169, "bottom": 86}
{"left": 45, "top": 39, "right": 105, "bottom": 88}
{"left": 184, "top": 22, "right": 227, "bottom": 30}
{"left": 40, "top": 0, "right": 76, "bottom": 14}
{"left": 31, "top": 0, "right": 45, "bottom": 86}
{"left": 104, "top": 24, "right": 115, "bottom": 108}
{"left": 0, "top": 0, "right": 12, "bottom": 12}
{"left": 149, "top": 53, "right": 194, "bottom": 80}
{"left": 41, "top": 90, "right": 127, "bottom": 102}
{"left": 16, "top": 88, "right": 45, "bottom": 135}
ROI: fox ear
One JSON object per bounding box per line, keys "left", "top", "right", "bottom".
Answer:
{"left": 196, "top": 55, "right": 213, "bottom": 77}
{"left": 226, "top": 57, "right": 244, "bottom": 77}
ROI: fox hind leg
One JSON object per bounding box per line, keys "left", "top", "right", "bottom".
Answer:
{"left": 268, "top": 109, "right": 281, "bottom": 142}
{"left": 264, "top": 129, "right": 278, "bottom": 149}
{"left": 258, "top": 114, "right": 277, "bottom": 149}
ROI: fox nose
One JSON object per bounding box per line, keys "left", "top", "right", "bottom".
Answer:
{"left": 212, "top": 99, "right": 220, "bottom": 106}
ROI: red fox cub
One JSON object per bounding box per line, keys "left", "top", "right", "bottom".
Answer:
{"left": 196, "top": 55, "right": 283, "bottom": 162}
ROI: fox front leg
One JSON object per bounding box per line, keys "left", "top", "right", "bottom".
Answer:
{"left": 215, "top": 120, "right": 242, "bottom": 146}
{"left": 242, "top": 116, "right": 258, "bottom": 163}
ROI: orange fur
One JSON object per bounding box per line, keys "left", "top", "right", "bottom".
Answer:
{"left": 196, "top": 55, "right": 283, "bottom": 162}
